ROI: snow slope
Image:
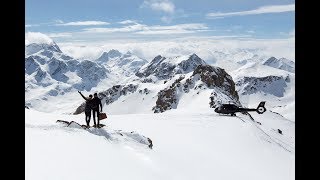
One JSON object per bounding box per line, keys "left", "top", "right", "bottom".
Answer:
{"left": 26, "top": 108, "right": 294, "bottom": 180}
{"left": 25, "top": 35, "right": 294, "bottom": 180}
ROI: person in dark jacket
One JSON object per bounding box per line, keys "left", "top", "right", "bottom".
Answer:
{"left": 78, "top": 91, "right": 93, "bottom": 127}
{"left": 91, "top": 93, "right": 103, "bottom": 127}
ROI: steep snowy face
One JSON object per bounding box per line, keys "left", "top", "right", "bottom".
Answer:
{"left": 262, "top": 57, "right": 295, "bottom": 73}
{"left": 96, "top": 50, "right": 148, "bottom": 76}
{"left": 136, "top": 53, "right": 207, "bottom": 80}
{"left": 235, "top": 75, "right": 290, "bottom": 97}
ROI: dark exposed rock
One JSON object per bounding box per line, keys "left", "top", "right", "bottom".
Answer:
{"left": 139, "top": 88, "right": 150, "bottom": 95}
{"left": 152, "top": 75, "right": 185, "bottom": 113}
{"left": 153, "top": 87, "right": 178, "bottom": 113}
{"left": 153, "top": 64, "right": 240, "bottom": 112}
{"left": 193, "top": 65, "right": 239, "bottom": 100}
{"left": 141, "top": 78, "right": 153, "bottom": 83}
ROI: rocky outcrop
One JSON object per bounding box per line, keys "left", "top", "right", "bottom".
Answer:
{"left": 100, "top": 84, "right": 138, "bottom": 105}
{"left": 138, "top": 88, "right": 150, "bottom": 95}
{"left": 153, "top": 76, "right": 185, "bottom": 113}
{"left": 193, "top": 65, "right": 239, "bottom": 100}
{"left": 153, "top": 65, "right": 240, "bottom": 113}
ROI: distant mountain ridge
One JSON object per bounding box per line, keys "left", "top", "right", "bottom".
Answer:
{"left": 25, "top": 38, "right": 294, "bottom": 119}
{"left": 262, "top": 57, "right": 295, "bottom": 73}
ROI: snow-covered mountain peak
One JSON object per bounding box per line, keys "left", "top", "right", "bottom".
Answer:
{"left": 262, "top": 56, "right": 295, "bottom": 73}
{"left": 107, "top": 49, "right": 122, "bottom": 58}
{"left": 26, "top": 41, "right": 62, "bottom": 56}
{"left": 136, "top": 53, "right": 207, "bottom": 80}
{"left": 96, "top": 49, "right": 122, "bottom": 63}
{"left": 94, "top": 49, "right": 148, "bottom": 78}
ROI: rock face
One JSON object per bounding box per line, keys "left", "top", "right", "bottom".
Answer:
{"left": 262, "top": 57, "right": 295, "bottom": 73}
{"left": 236, "top": 75, "right": 289, "bottom": 97}
{"left": 100, "top": 84, "right": 138, "bottom": 105}
{"left": 153, "top": 65, "right": 240, "bottom": 113}
{"left": 153, "top": 76, "right": 184, "bottom": 113}
{"left": 136, "top": 54, "right": 207, "bottom": 80}
{"left": 193, "top": 65, "right": 239, "bottom": 100}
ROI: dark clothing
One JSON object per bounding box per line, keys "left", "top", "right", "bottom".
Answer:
{"left": 79, "top": 92, "right": 93, "bottom": 112}
{"left": 79, "top": 92, "right": 93, "bottom": 126}
{"left": 91, "top": 97, "right": 103, "bottom": 111}
{"left": 92, "top": 109, "right": 99, "bottom": 126}
{"left": 85, "top": 111, "right": 91, "bottom": 126}
{"left": 91, "top": 97, "right": 103, "bottom": 126}
{"left": 85, "top": 100, "right": 94, "bottom": 112}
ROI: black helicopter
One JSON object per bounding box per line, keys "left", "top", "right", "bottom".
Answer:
{"left": 214, "top": 101, "right": 266, "bottom": 116}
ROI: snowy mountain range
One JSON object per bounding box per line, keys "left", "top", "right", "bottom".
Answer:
{"left": 96, "top": 49, "right": 148, "bottom": 77}
{"left": 25, "top": 39, "right": 295, "bottom": 121}
{"left": 26, "top": 37, "right": 295, "bottom": 180}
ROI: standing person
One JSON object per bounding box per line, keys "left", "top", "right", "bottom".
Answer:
{"left": 91, "top": 93, "right": 103, "bottom": 127}
{"left": 78, "top": 91, "right": 93, "bottom": 127}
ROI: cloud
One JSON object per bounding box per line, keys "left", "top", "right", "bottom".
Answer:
{"left": 160, "top": 16, "right": 172, "bottom": 23}
{"left": 25, "top": 32, "right": 54, "bottom": 45}
{"left": 54, "top": 19, "right": 64, "bottom": 24}
{"left": 47, "top": 32, "right": 72, "bottom": 38}
{"left": 58, "top": 36, "right": 295, "bottom": 63}
{"left": 246, "top": 30, "right": 255, "bottom": 34}
{"left": 55, "top": 21, "right": 110, "bottom": 26}
{"left": 83, "top": 23, "right": 208, "bottom": 34}
{"left": 118, "top": 20, "right": 138, "bottom": 24}
{"left": 136, "top": 29, "right": 191, "bottom": 34}
{"left": 25, "top": 24, "right": 39, "bottom": 28}
{"left": 141, "top": 0, "right": 175, "bottom": 14}
{"left": 207, "top": 4, "right": 295, "bottom": 18}
{"left": 83, "top": 23, "right": 147, "bottom": 33}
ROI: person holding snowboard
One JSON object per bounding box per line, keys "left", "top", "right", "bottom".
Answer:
{"left": 78, "top": 91, "right": 93, "bottom": 127}
{"left": 91, "top": 93, "right": 103, "bottom": 127}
